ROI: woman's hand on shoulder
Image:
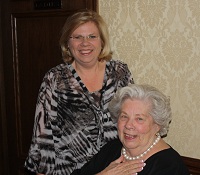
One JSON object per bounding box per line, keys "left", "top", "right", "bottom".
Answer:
{"left": 96, "top": 155, "right": 145, "bottom": 175}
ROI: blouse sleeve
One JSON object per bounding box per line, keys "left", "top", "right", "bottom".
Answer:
{"left": 116, "top": 60, "right": 134, "bottom": 86}
{"left": 24, "top": 73, "right": 56, "bottom": 174}
{"left": 125, "top": 64, "right": 134, "bottom": 85}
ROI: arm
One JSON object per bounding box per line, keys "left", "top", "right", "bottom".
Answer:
{"left": 25, "top": 74, "right": 56, "bottom": 174}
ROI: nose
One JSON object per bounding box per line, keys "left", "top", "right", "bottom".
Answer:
{"left": 80, "top": 36, "right": 90, "bottom": 42}
{"left": 80, "top": 37, "right": 90, "bottom": 45}
{"left": 125, "top": 118, "right": 135, "bottom": 130}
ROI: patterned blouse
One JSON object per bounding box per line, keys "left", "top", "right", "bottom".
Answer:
{"left": 24, "top": 59, "right": 134, "bottom": 174}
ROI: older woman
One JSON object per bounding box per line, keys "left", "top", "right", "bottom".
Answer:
{"left": 72, "top": 84, "right": 189, "bottom": 175}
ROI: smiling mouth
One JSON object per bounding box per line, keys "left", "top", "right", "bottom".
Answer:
{"left": 79, "top": 49, "right": 93, "bottom": 55}
{"left": 124, "top": 134, "right": 137, "bottom": 140}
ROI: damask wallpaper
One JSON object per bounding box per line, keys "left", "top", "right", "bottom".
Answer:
{"left": 99, "top": 0, "right": 200, "bottom": 159}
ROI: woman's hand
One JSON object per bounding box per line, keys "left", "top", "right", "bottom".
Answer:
{"left": 96, "top": 155, "right": 145, "bottom": 175}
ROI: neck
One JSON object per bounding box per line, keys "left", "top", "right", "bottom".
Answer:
{"left": 122, "top": 134, "right": 161, "bottom": 160}
{"left": 72, "top": 60, "right": 106, "bottom": 92}
{"left": 73, "top": 60, "right": 103, "bottom": 75}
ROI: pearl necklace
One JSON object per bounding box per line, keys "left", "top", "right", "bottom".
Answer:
{"left": 122, "top": 134, "right": 161, "bottom": 160}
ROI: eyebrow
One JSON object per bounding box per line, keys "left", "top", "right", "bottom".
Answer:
{"left": 120, "top": 112, "right": 147, "bottom": 116}
{"left": 72, "top": 32, "right": 97, "bottom": 36}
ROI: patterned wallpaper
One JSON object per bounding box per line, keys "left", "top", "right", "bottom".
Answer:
{"left": 99, "top": 0, "right": 200, "bottom": 159}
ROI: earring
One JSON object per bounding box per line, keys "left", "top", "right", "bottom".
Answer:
{"left": 156, "top": 132, "right": 160, "bottom": 136}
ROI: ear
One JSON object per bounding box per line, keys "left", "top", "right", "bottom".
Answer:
{"left": 156, "top": 124, "right": 161, "bottom": 133}
{"left": 153, "top": 123, "right": 160, "bottom": 134}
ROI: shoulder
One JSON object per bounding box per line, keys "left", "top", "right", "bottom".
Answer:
{"left": 105, "top": 59, "right": 134, "bottom": 85}
{"left": 108, "top": 59, "right": 128, "bottom": 69}
{"left": 101, "top": 138, "right": 122, "bottom": 151}
{"left": 107, "top": 59, "right": 131, "bottom": 75}
{"left": 144, "top": 147, "right": 189, "bottom": 174}
{"left": 149, "top": 147, "right": 183, "bottom": 163}
{"left": 89, "top": 138, "right": 122, "bottom": 163}
{"left": 41, "top": 63, "right": 71, "bottom": 87}
{"left": 44, "top": 63, "right": 69, "bottom": 78}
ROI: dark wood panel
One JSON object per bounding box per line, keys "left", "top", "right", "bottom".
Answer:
{"left": 182, "top": 156, "right": 200, "bottom": 175}
{"left": 1, "top": 0, "right": 98, "bottom": 174}
{"left": 12, "top": 12, "right": 67, "bottom": 158}
{"left": 0, "top": 5, "right": 9, "bottom": 173}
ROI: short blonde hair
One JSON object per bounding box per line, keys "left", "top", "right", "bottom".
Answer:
{"left": 59, "top": 9, "right": 113, "bottom": 63}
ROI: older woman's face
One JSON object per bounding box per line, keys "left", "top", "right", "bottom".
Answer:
{"left": 68, "top": 21, "right": 102, "bottom": 66}
{"left": 117, "top": 99, "right": 159, "bottom": 152}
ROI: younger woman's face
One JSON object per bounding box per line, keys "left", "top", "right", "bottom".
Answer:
{"left": 68, "top": 21, "right": 102, "bottom": 66}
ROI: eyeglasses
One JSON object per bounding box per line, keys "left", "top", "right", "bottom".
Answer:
{"left": 69, "top": 35, "right": 99, "bottom": 42}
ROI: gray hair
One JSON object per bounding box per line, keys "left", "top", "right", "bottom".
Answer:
{"left": 108, "top": 84, "right": 172, "bottom": 137}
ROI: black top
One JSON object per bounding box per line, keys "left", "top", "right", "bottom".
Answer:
{"left": 72, "top": 139, "right": 190, "bottom": 175}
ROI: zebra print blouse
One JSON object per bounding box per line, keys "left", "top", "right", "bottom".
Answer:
{"left": 24, "top": 59, "right": 134, "bottom": 174}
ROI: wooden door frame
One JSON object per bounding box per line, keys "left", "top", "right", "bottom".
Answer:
{"left": 0, "top": 0, "right": 10, "bottom": 174}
